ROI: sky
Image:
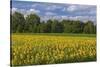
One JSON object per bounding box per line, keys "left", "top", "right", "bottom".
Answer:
{"left": 11, "top": 0, "right": 96, "bottom": 23}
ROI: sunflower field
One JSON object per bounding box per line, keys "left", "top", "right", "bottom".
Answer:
{"left": 11, "top": 34, "right": 96, "bottom": 66}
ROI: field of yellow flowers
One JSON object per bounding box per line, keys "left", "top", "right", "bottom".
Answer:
{"left": 11, "top": 34, "right": 96, "bottom": 66}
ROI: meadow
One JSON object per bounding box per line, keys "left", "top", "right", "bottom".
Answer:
{"left": 11, "top": 33, "right": 96, "bottom": 66}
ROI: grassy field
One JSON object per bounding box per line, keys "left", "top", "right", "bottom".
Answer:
{"left": 11, "top": 33, "right": 96, "bottom": 66}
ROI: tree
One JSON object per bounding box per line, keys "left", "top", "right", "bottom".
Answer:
{"left": 46, "top": 20, "right": 52, "bottom": 33}
{"left": 71, "top": 20, "right": 83, "bottom": 33}
{"left": 62, "top": 20, "right": 72, "bottom": 33}
{"left": 83, "top": 21, "right": 95, "bottom": 34}
{"left": 39, "top": 20, "right": 52, "bottom": 33}
{"left": 11, "top": 12, "right": 25, "bottom": 33}
{"left": 11, "top": 11, "right": 96, "bottom": 34}
{"left": 38, "top": 21, "right": 46, "bottom": 33}
{"left": 51, "top": 20, "right": 63, "bottom": 33}
{"left": 25, "top": 14, "right": 40, "bottom": 33}
{"left": 93, "top": 25, "right": 96, "bottom": 34}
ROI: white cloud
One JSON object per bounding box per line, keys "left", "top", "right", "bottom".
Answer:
{"left": 11, "top": 8, "right": 40, "bottom": 17}
{"left": 67, "top": 5, "right": 77, "bottom": 12}
{"left": 89, "top": 10, "right": 96, "bottom": 15}
{"left": 12, "top": 8, "right": 17, "bottom": 12}
{"left": 60, "top": 15, "right": 96, "bottom": 23}
{"left": 29, "top": 9, "right": 40, "bottom": 13}
{"left": 75, "top": 16, "right": 96, "bottom": 22}
{"left": 11, "top": 8, "right": 27, "bottom": 15}
{"left": 62, "top": 7, "right": 66, "bottom": 11}
{"left": 40, "top": 15, "right": 96, "bottom": 23}
{"left": 45, "top": 12, "right": 56, "bottom": 16}
{"left": 32, "top": 4, "right": 38, "bottom": 7}
{"left": 66, "top": 5, "right": 95, "bottom": 12}
{"left": 32, "top": 4, "right": 40, "bottom": 7}
{"left": 46, "top": 5, "right": 62, "bottom": 11}
{"left": 25, "top": 8, "right": 40, "bottom": 16}
{"left": 12, "top": 7, "right": 18, "bottom": 14}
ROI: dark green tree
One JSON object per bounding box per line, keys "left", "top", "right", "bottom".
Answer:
{"left": 25, "top": 14, "right": 40, "bottom": 33}
{"left": 51, "top": 20, "right": 63, "bottom": 33}
{"left": 38, "top": 21, "right": 47, "bottom": 33}
{"left": 71, "top": 20, "right": 83, "bottom": 33}
{"left": 11, "top": 12, "right": 96, "bottom": 34}
{"left": 11, "top": 12, "right": 25, "bottom": 33}
{"left": 83, "top": 21, "right": 95, "bottom": 34}
{"left": 93, "top": 25, "right": 96, "bottom": 34}
{"left": 46, "top": 20, "right": 52, "bottom": 33}
{"left": 62, "top": 20, "right": 72, "bottom": 33}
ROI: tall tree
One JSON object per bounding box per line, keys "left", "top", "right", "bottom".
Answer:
{"left": 62, "top": 20, "right": 72, "bottom": 33}
{"left": 11, "top": 12, "right": 96, "bottom": 34}
{"left": 25, "top": 14, "right": 40, "bottom": 33}
{"left": 51, "top": 20, "right": 63, "bottom": 33}
{"left": 83, "top": 21, "right": 95, "bottom": 34}
{"left": 46, "top": 20, "right": 52, "bottom": 33}
{"left": 71, "top": 20, "right": 83, "bottom": 33}
{"left": 11, "top": 12, "right": 25, "bottom": 33}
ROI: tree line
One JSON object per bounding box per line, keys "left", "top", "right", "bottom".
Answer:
{"left": 11, "top": 12, "right": 96, "bottom": 34}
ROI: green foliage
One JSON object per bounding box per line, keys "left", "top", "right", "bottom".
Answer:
{"left": 51, "top": 20, "right": 63, "bottom": 33}
{"left": 11, "top": 12, "right": 96, "bottom": 34}
{"left": 39, "top": 22, "right": 47, "bottom": 33}
{"left": 11, "top": 12, "right": 25, "bottom": 33}
{"left": 25, "top": 14, "right": 40, "bottom": 33}
{"left": 83, "top": 21, "right": 96, "bottom": 34}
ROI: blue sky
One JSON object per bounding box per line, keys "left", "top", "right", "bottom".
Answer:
{"left": 11, "top": 0, "right": 96, "bottom": 23}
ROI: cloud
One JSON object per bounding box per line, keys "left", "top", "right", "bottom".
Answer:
{"left": 60, "top": 15, "right": 96, "bottom": 23}
{"left": 32, "top": 4, "right": 39, "bottom": 7}
{"left": 31, "top": 3, "right": 44, "bottom": 8}
{"left": 61, "top": 5, "right": 96, "bottom": 17}
{"left": 11, "top": 8, "right": 40, "bottom": 17}
{"left": 45, "top": 12, "right": 56, "bottom": 16}
{"left": 40, "top": 15, "right": 96, "bottom": 23}
{"left": 11, "top": 8, "right": 96, "bottom": 23}
{"left": 12, "top": 7, "right": 18, "bottom": 13}
{"left": 74, "top": 16, "right": 96, "bottom": 22}
{"left": 12, "top": 7, "right": 17, "bottom": 11}
{"left": 23, "top": 8, "right": 40, "bottom": 17}
{"left": 11, "top": 1, "right": 96, "bottom": 23}
{"left": 89, "top": 10, "right": 96, "bottom": 15}
{"left": 29, "top": 9, "right": 40, "bottom": 13}
{"left": 46, "top": 5, "right": 62, "bottom": 11}
{"left": 67, "top": 16, "right": 96, "bottom": 23}
{"left": 11, "top": 7, "right": 27, "bottom": 15}
{"left": 66, "top": 5, "right": 95, "bottom": 13}
{"left": 67, "top": 5, "right": 77, "bottom": 12}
